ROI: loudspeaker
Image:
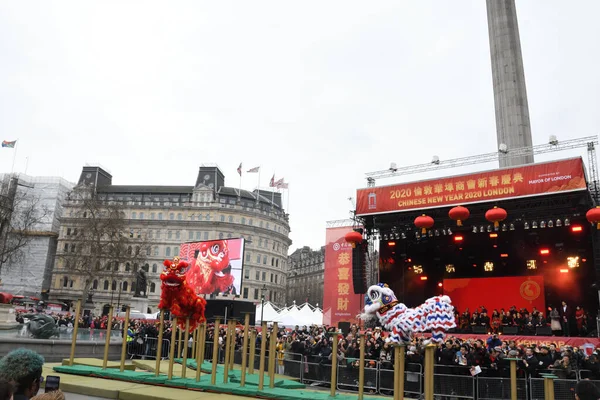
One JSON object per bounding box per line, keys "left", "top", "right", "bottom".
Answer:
{"left": 204, "top": 299, "right": 256, "bottom": 325}
{"left": 338, "top": 322, "right": 351, "bottom": 335}
{"left": 502, "top": 326, "right": 519, "bottom": 335}
{"left": 536, "top": 326, "right": 552, "bottom": 336}
{"left": 352, "top": 240, "right": 368, "bottom": 294}
{"left": 472, "top": 326, "right": 488, "bottom": 334}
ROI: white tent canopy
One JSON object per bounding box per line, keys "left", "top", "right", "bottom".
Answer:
{"left": 255, "top": 301, "right": 323, "bottom": 327}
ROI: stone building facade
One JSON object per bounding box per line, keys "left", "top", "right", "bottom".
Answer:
{"left": 0, "top": 173, "right": 74, "bottom": 298}
{"left": 49, "top": 165, "right": 291, "bottom": 315}
{"left": 286, "top": 246, "right": 324, "bottom": 306}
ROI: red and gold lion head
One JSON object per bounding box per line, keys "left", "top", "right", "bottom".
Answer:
{"left": 198, "top": 240, "right": 230, "bottom": 274}
{"left": 160, "top": 256, "right": 188, "bottom": 290}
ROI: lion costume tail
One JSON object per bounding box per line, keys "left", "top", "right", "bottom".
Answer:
{"left": 423, "top": 295, "right": 456, "bottom": 343}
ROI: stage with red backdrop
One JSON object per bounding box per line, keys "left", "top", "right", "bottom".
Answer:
{"left": 323, "top": 226, "right": 363, "bottom": 327}
{"left": 443, "top": 276, "right": 545, "bottom": 315}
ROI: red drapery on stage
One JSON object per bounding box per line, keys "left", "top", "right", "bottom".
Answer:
{"left": 443, "top": 276, "right": 545, "bottom": 314}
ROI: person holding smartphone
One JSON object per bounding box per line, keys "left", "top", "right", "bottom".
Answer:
{"left": 0, "top": 349, "right": 45, "bottom": 400}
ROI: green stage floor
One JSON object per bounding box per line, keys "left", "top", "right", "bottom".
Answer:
{"left": 51, "top": 359, "right": 388, "bottom": 400}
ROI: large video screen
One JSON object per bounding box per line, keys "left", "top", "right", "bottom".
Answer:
{"left": 179, "top": 238, "right": 245, "bottom": 296}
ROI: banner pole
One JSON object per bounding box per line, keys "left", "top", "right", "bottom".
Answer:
{"left": 154, "top": 310, "right": 165, "bottom": 376}
{"left": 119, "top": 307, "right": 131, "bottom": 372}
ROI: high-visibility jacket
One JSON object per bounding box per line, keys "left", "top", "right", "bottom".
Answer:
{"left": 126, "top": 329, "right": 134, "bottom": 342}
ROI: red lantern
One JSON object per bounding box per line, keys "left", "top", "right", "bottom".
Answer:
{"left": 344, "top": 230, "right": 363, "bottom": 248}
{"left": 449, "top": 206, "right": 470, "bottom": 226}
{"left": 586, "top": 206, "right": 600, "bottom": 229}
{"left": 485, "top": 206, "right": 507, "bottom": 228}
{"left": 414, "top": 214, "right": 434, "bottom": 234}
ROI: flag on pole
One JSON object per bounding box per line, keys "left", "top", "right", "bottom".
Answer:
{"left": 2, "top": 140, "right": 16, "bottom": 148}
{"left": 247, "top": 166, "right": 260, "bottom": 173}
{"left": 269, "top": 175, "right": 275, "bottom": 187}
{"left": 279, "top": 182, "right": 289, "bottom": 189}
{"left": 274, "top": 178, "right": 285, "bottom": 188}
{"left": 237, "top": 163, "right": 242, "bottom": 176}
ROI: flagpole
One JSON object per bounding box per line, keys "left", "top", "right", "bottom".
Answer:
{"left": 271, "top": 173, "right": 275, "bottom": 206}
{"left": 10, "top": 140, "right": 19, "bottom": 175}
{"left": 24, "top": 157, "right": 29, "bottom": 175}
{"left": 256, "top": 167, "right": 261, "bottom": 204}
{"left": 286, "top": 184, "right": 290, "bottom": 214}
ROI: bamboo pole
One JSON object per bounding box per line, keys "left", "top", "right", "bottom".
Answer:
{"left": 154, "top": 310, "right": 165, "bottom": 376}
{"left": 330, "top": 330, "right": 339, "bottom": 397}
{"left": 258, "top": 322, "right": 267, "bottom": 390}
{"left": 195, "top": 322, "right": 205, "bottom": 382}
{"left": 119, "top": 307, "right": 131, "bottom": 372}
{"left": 240, "top": 314, "right": 250, "bottom": 387}
{"left": 424, "top": 344, "right": 435, "bottom": 400}
{"left": 191, "top": 328, "right": 197, "bottom": 363}
{"left": 268, "top": 322, "right": 278, "bottom": 388}
{"left": 358, "top": 333, "right": 366, "bottom": 400}
{"left": 167, "top": 317, "right": 178, "bottom": 380}
{"left": 211, "top": 319, "right": 220, "bottom": 385}
{"left": 223, "top": 320, "right": 233, "bottom": 383}
{"left": 181, "top": 318, "right": 190, "bottom": 378}
{"left": 228, "top": 320, "right": 236, "bottom": 370}
{"left": 249, "top": 329, "right": 257, "bottom": 374}
{"left": 68, "top": 300, "right": 81, "bottom": 366}
{"left": 178, "top": 325, "right": 184, "bottom": 358}
{"left": 509, "top": 359, "right": 517, "bottom": 400}
{"left": 393, "top": 345, "right": 405, "bottom": 400}
{"left": 102, "top": 305, "right": 114, "bottom": 370}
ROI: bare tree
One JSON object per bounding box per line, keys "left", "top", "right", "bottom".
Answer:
{"left": 58, "top": 185, "right": 151, "bottom": 304}
{"left": 0, "top": 175, "right": 51, "bottom": 275}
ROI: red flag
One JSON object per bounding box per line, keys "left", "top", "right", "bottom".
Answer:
{"left": 237, "top": 163, "right": 242, "bottom": 176}
{"left": 269, "top": 175, "right": 275, "bottom": 187}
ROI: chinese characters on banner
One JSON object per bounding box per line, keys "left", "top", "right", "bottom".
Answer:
{"left": 356, "top": 158, "right": 587, "bottom": 216}
{"left": 322, "top": 226, "right": 363, "bottom": 327}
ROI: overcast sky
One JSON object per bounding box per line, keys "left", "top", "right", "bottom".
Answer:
{"left": 0, "top": 1, "right": 598, "bottom": 250}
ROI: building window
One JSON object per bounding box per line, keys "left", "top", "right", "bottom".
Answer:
{"left": 256, "top": 255, "right": 261, "bottom": 263}
{"left": 188, "top": 231, "right": 194, "bottom": 240}
{"left": 150, "top": 283, "right": 156, "bottom": 293}
{"left": 177, "top": 213, "right": 182, "bottom": 220}
{"left": 244, "top": 269, "right": 250, "bottom": 279}
{"left": 219, "top": 233, "right": 224, "bottom": 239}
{"left": 270, "top": 273, "right": 273, "bottom": 283}
{"left": 104, "top": 280, "right": 109, "bottom": 291}
{"left": 132, "top": 212, "right": 137, "bottom": 219}
{"left": 169, "top": 213, "right": 174, "bottom": 220}
{"left": 174, "top": 247, "right": 179, "bottom": 256}
{"left": 158, "top": 213, "right": 163, "bottom": 220}
{"left": 151, "top": 212, "right": 155, "bottom": 220}
{"left": 175, "top": 231, "right": 180, "bottom": 240}
{"left": 220, "top": 215, "right": 225, "bottom": 222}
{"left": 166, "top": 247, "right": 171, "bottom": 257}
{"left": 69, "top": 280, "right": 74, "bottom": 288}
{"left": 196, "top": 232, "right": 201, "bottom": 240}
{"left": 152, "top": 264, "right": 158, "bottom": 273}
{"left": 241, "top": 217, "right": 246, "bottom": 224}
{"left": 139, "top": 212, "right": 144, "bottom": 219}
{"left": 254, "top": 289, "right": 259, "bottom": 300}
{"left": 276, "top": 259, "right": 279, "bottom": 268}
{"left": 255, "top": 271, "right": 260, "bottom": 280}
{"left": 262, "top": 256, "right": 267, "bottom": 265}
{"left": 259, "top": 238, "right": 263, "bottom": 247}
{"left": 66, "top": 228, "right": 71, "bottom": 236}
{"left": 154, "top": 247, "right": 159, "bottom": 256}
{"left": 227, "top": 233, "right": 232, "bottom": 238}
{"left": 262, "top": 272, "right": 266, "bottom": 281}
{"left": 63, "top": 243, "right": 68, "bottom": 252}
{"left": 168, "top": 231, "right": 173, "bottom": 239}
{"left": 275, "top": 275, "right": 278, "bottom": 284}
{"left": 122, "top": 282, "right": 128, "bottom": 291}
{"left": 246, "top": 253, "right": 250, "bottom": 262}
{"left": 93, "top": 280, "right": 98, "bottom": 289}
{"left": 204, "top": 232, "right": 209, "bottom": 240}
{"left": 243, "top": 288, "right": 248, "bottom": 299}
{"left": 156, "top": 231, "right": 161, "bottom": 239}
{"left": 266, "top": 222, "right": 270, "bottom": 229}
{"left": 228, "top": 216, "right": 233, "bottom": 223}
{"left": 62, "top": 276, "right": 68, "bottom": 287}
{"left": 112, "top": 280, "right": 117, "bottom": 291}
{"left": 271, "top": 258, "right": 274, "bottom": 266}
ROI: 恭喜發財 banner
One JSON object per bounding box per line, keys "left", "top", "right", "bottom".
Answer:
{"left": 356, "top": 158, "right": 587, "bottom": 216}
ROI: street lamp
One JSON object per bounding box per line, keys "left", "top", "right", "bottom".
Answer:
{"left": 260, "top": 284, "right": 267, "bottom": 323}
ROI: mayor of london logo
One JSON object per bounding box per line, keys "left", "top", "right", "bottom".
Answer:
{"left": 520, "top": 280, "right": 541, "bottom": 301}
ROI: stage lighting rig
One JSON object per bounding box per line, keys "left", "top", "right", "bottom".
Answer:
{"left": 567, "top": 256, "right": 580, "bottom": 269}
{"left": 445, "top": 264, "right": 455, "bottom": 273}
{"left": 484, "top": 262, "right": 494, "bottom": 272}
{"left": 526, "top": 260, "right": 537, "bottom": 270}
{"left": 413, "top": 265, "right": 423, "bottom": 274}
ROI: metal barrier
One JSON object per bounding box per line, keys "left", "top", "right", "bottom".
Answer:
{"left": 530, "top": 377, "right": 577, "bottom": 400}
{"left": 477, "top": 376, "right": 527, "bottom": 400}
{"left": 126, "top": 337, "right": 170, "bottom": 360}
{"left": 378, "top": 363, "right": 422, "bottom": 397}
{"left": 302, "top": 355, "right": 332, "bottom": 387}
{"left": 337, "top": 359, "right": 377, "bottom": 393}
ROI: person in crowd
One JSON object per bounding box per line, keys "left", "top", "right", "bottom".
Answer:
{"left": 0, "top": 349, "right": 45, "bottom": 400}
{"left": 550, "top": 307, "right": 562, "bottom": 335}
{"left": 560, "top": 301, "right": 572, "bottom": 337}
{"left": 576, "top": 306, "right": 586, "bottom": 336}
{"left": 0, "top": 378, "right": 15, "bottom": 400}
{"left": 575, "top": 379, "right": 600, "bottom": 400}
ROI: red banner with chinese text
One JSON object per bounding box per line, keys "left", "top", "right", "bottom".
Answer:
{"left": 356, "top": 158, "right": 586, "bottom": 216}
{"left": 443, "top": 276, "right": 546, "bottom": 316}
{"left": 323, "top": 226, "right": 363, "bottom": 327}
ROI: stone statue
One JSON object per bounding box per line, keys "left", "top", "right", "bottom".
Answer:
{"left": 134, "top": 269, "right": 147, "bottom": 298}
{"left": 22, "top": 313, "right": 58, "bottom": 339}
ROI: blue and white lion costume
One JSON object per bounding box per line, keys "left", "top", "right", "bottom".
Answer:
{"left": 361, "top": 283, "right": 456, "bottom": 345}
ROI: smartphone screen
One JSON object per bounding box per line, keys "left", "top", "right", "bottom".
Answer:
{"left": 45, "top": 375, "right": 60, "bottom": 393}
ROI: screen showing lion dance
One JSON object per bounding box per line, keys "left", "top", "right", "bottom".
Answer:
{"left": 179, "top": 238, "right": 245, "bottom": 296}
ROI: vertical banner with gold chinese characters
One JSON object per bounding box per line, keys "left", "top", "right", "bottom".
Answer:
{"left": 323, "top": 226, "right": 363, "bottom": 327}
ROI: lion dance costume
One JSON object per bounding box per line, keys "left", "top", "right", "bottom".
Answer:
{"left": 158, "top": 256, "right": 207, "bottom": 331}
{"left": 187, "top": 240, "right": 235, "bottom": 295}
{"left": 362, "top": 283, "right": 456, "bottom": 345}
